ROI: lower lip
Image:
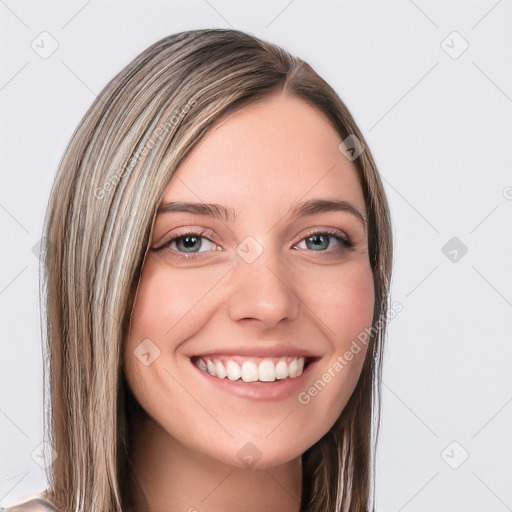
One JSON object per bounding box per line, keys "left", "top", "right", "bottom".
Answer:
{"left": 190, "top": 358, "right": 318, "bottom": 401}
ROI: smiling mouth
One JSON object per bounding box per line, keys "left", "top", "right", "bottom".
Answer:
{"left": 190, "top": 355, "right": 317, "bottom": 382}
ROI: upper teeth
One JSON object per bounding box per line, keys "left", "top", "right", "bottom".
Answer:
{"left": 194, "top": 356, "right": 306, "bottom": 382}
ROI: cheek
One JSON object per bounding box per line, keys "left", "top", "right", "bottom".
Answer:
{"left": 124, "top": 259, "right": 191, "bottom": 390}
{"left": 127, "top": 257, "right": 223, "bottom": 346}
{"left": 123, "top": 257, "right": 228, "bottom": 401}
{"left": 293, "top": 263, "right": 374, "bottom": 436}
{"left": 306, "top": 261, "right": 375, "bottom": 348}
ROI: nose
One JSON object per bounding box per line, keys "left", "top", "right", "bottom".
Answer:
{"left": 227, "top": 240, "right": 301, "bottom": 328}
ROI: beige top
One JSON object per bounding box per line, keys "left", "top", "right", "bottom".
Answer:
{"left": 0, "top": 496, "right": 59, "bottom": 512}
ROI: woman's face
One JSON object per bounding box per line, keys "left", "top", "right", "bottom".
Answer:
{"left": 124, "top": 93, "right": 374, "bottom": 468}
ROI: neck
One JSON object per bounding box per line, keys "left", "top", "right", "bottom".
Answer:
{"left": 127, "top": 412, "right": 303, "bottom": 512}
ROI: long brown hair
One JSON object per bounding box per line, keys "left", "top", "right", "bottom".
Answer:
{"left": 40, "top": 28, "right": 393, "bottom": 512}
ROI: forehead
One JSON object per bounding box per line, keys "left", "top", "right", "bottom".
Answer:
{"left": 161, "top": 94, "right": 365, "bottom": 214}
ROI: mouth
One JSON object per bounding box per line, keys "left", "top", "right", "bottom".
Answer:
{"left": 190, "top": 354, "right": 320, "bottom": 383}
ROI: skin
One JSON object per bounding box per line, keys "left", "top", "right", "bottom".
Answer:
{"left": 123, "top": 92, "right": 375, "bottom": 512}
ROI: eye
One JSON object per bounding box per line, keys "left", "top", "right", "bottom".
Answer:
{"left": 294, "top": 228, "right": 353, "bottom": 255}
{"left": 153, "top": 227, "right": 354, "bottom": 260}
{"left": 153, "top": 229, "right": 219, "bottom": 259}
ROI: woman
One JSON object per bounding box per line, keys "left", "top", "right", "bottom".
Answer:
{"left": 1, "top": 28, "right": 392, "bottom": 512}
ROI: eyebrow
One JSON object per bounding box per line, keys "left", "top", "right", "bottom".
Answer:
{"left": 157, "top": 199, "right": 367, "bottom": 226}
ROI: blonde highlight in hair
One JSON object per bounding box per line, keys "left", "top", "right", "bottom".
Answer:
{"left": 40, "top": 28, "right": 392, "bottom": 512}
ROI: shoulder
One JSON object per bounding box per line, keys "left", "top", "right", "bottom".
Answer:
{"left": 0, "top": 495, "right": 60, "bottom": 512}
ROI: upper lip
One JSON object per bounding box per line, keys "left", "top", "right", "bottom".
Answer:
{"left": 189, "top": 344, "right": 322, "bottom": 360}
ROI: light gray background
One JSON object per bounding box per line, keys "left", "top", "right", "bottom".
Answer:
{"left": 1, "top": 1, "right": 511, "bottom": 510}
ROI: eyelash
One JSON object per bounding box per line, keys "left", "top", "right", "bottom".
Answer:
{"left": 153, "top": 228, "right": 354, "bottom": 260}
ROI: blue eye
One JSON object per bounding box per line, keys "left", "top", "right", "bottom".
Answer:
{"left": 296, "top": 229, "right": 353, "bottom": 253}
{"left": 153, "top": 229, "right": 218, "bottom": 260}
{"left": 153, "top": 228, "right": 353, "bottom": 260}
{"left": 168, "top": 233, "right": 216, "bottom": 255}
